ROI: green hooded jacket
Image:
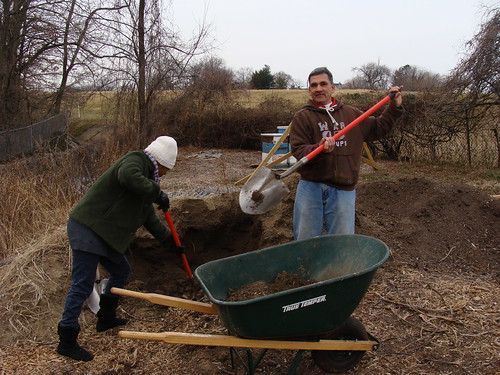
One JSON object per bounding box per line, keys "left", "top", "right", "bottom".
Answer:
{"left": 69, "top": 151, "right": 169, "bottom": 254}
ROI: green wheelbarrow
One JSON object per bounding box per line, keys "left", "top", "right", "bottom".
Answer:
{"left": 112, "top": 234, "right": 390, "bottom": 373}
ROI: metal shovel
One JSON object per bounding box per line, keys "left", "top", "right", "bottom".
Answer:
{"left": 87, "top": 268, "right": 108, "bottom": 314}
{"left": 239, "top": 92, "right": 397, "bottom": 215}
{"left": 164, "top": 210, "right": 194, "bottom": 279}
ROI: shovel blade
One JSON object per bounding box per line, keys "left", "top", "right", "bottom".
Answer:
{"left": 88, "top": 287, "right": 100, "bottom": 314}
{"left": 239, "top": 167, "right": 290, "bottom": 214}
{"left": 87, "top": 278, "right": 108, "bottom": 314}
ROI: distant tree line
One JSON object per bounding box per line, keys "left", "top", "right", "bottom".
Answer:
{"left": 0, "top": 1, "right": 498, "bottom": 167}
{"left": 341, "top": 62, "right": 443, "bottom": 91}
{"left": 186, "top": 61, "right": 301, "bottom": 90}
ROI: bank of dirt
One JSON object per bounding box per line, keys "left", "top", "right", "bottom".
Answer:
{"left": 0, "top": 147, "right": 499, "bottom": 375}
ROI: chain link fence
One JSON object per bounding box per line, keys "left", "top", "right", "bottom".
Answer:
{"left": 398, "top": 127, "right": 498, "bottom": 168}
{"left": 0, "top": 113, "right": 68, "bottom": 161}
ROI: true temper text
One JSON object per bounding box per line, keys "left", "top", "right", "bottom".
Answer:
{"left": 282, "top": 295, "right": 327, "bottom": 313}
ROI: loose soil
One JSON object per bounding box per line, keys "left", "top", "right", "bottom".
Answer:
{"left": 1, "top": 146, "right": 499, "bottom": 375}
{"left": 226, "top": 272, "right": 317, "bottom": 302}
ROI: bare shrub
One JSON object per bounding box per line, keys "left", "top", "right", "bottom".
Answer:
{"left": 0, "top": 135, "right": 137, "bottom": 261}
{"left": 155, "top": 93, "right": 296, "bottom": 149}
{"left": 337, "top": 90, "right": 498, "bottom": 167}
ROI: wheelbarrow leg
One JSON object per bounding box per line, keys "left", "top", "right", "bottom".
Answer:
{"left": 229, "top": 347, "right": 268, "bottom": 375}
{"left": 287, "top": 350, "right": 308, "bottom": 375}
{"left": 229, "top": 347, "right": 308, "bottom": 375}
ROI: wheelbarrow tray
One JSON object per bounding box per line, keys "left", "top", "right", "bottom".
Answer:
{"left": 194, "top": 234, "right": 389, "bottom": 339}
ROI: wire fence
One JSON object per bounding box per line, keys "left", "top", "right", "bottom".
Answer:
{"left": 398, "top": 128, "right": 498, "bottom": 168}
{"left": 0, "top": 113, "right": 68, "bottom": 161}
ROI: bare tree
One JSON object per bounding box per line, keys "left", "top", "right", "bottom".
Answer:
{"left": 51, "top": 0, "right": 128, "bottom": 114}
{"left": 442, "top": 6, "right": 499, "bottom": 166}
{"left": 0, "top": 0, "right": 62, "bottom": 128}
{"left": 0, "top": 0, "right": 129, "bottom": 128}
{"left": 107, "top": 0, "right": 212, "bottom": 146}
{"left": 342, "top": 75, "right": 368, "bottom": 90}
{"left": 392, "top": 65, "right": 442, "bottom": 91}
{"left": 352, "top": 61, "right": 391, "bottom": 90}
{"left": 273, "top": 71, "right": 293, "bottom": 89}
{"left": 186, "top": 56, "right": 234, "bottom": 104}
{"left": 448, "top": 7, "right": 499, "bottom": 98}
{"left": 233, "top": 67, "right": 253, "bottom": 89}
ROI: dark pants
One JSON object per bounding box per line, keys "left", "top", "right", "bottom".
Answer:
{"left": 60, "top": 249, "right": 131, "bottom": 330}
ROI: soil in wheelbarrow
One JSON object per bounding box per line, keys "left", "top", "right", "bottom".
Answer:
{"left": 1, "top": 148, "right": 499, "bottom": 375}
{"left": 226, "top": 271, "right": 317, "bottom": 302}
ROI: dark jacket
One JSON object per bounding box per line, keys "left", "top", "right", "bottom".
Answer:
{"left": 290, "top": 98, "right": 403, "bottom": 190}
{"left": 69, "top": 151, "right": 169, "bottom": 254}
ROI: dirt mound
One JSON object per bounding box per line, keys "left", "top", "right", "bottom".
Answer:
{"left": 1, "top": 150, "right": 499, "bottom": 375}
{"left": 356, "top": 176, "right": 499, "bottom": 275}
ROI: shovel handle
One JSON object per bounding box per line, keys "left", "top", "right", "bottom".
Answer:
{"left": 280, "top": 92, "right": 395, "bottom": 179}
{"left": 164, "top": 211, "right": 194, "bottom": 279}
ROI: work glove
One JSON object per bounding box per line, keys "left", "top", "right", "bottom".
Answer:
{"left": 172, "top": 245, "right": 185, "bottom": 256}
{"left": 162, "top": 237, "right": 185, "bottom": 255}
{"left": 154, "top": 191, "right": 170, "bottom": 212}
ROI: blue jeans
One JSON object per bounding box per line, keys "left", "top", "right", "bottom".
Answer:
{"left": 293, "top": 180, "right": 356, "bottom": 240}
{"left": 60, "top": 249, "right": 131, "bottom": 330}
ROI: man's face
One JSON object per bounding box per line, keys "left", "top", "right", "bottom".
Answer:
{"left": 308, "top": 73, "right": 335, "bottom": 106}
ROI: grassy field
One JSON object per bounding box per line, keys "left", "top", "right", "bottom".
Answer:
{"left": 66, "top": 91, "right": 118, "bottom": 135}
{"left": 66, "top": 88, "right": 371, "bottom": 135}
{"left": 239, "top": 88, "right": 369, "bottom": 106}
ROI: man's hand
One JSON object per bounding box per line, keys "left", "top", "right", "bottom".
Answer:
{"left": 154, "top": 191, "right": 170, "bottom": 212}
{"left": 389, "top": 86, "right": 403, "bottom": 107}
{"left": 321, "top": 137, "right": 336, "bottom": 153}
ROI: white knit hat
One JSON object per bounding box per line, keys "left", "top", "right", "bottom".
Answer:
{"left": 145, "top": 136, "right": 178, "bottom": 169}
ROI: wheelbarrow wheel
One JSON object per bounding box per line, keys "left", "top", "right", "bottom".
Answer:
{"left": 311, "top": 317, "right": 368, "bottom": 373}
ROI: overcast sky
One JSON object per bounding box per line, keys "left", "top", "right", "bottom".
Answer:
{"left": 171, "top": 0, "right": 496, "bottom": 86}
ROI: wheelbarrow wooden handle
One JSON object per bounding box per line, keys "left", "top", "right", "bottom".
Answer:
{"left": 117, "top": 331, "right": 379, "bottom": 351}
{"left": 111, "top": 287, "right": 217, "bottom": 315}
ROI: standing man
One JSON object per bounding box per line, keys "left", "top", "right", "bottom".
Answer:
{"left": 290, "top": 67, "right": 403, "bottom": 240}
{"left": 57, "top": 136, "right": 177, "bottom": 361}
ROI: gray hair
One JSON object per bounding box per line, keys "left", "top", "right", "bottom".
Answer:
{"left": 308, "top": 67, "right": 333, "bottom": 85}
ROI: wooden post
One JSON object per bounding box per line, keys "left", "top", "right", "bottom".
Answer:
{"left": 361, "top": 142, "right": 380, "bottom": 170}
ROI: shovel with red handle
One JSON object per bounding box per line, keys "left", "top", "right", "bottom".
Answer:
{"left": 239, "top": 91, "right": 398, "bottom": 215}
{"left": 164, "top": 210, "right": 193, "bottom": 279}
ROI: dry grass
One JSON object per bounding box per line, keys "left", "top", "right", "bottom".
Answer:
{"left": 358, "top": 265, "right": 499, "bottom": 374}
{"left": 0, "top": 138, "right": 135, "bottom": 260}
{"left": 0, "top": 226, "right": 68, "bottom": 337}
{"left": 0, "top": 158, "right": 76, "bottom": 257}
{"left": 0, "top": 148, "right": 498, "bottom": 374}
